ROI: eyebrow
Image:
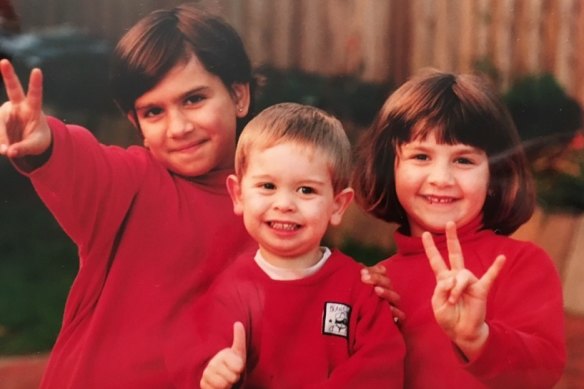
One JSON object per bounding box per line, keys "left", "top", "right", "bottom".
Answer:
{"left": 402, "top": 143, "right": 483, "bottom": 154}
{"left": 134, "top": 86, "right": 209, "bottom": 111}
{"left": 249, "top": 174, "right": 328, "bottom": 186}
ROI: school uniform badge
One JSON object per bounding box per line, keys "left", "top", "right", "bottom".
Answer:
{"left": 322, "top": 302, "right": 351, "bottom": 338}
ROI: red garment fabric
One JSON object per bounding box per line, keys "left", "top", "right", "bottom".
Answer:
{"left": 25, "top": 118, "right": 255, "bottom": 388}
{"left": 169, "top": 250, "right": 405, "bottom": 388}
{"left": 382, "top": 218, "right": 566, "bottom": 389}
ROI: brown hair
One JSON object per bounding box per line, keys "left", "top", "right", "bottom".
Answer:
{"left": 353, "top": 70, "right": 535, "bottom": 235}
{"left": 110, "top": 3, "right": 254, "bottom": 134}
{"left": 236, "top": 103, "right": 352, "bottom": 193}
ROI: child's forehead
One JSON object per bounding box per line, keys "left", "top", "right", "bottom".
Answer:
{"left": 252, "top": 139, "right": 320, "bottom": 155}
{"left": 245, "top": 141, "right": 332, "bottom": 172}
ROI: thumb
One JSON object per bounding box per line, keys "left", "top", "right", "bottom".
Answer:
{"left": 6, "top": 118, "right": 51, "bottom": 158}
{"left": 231, "top": 321, "right": 246, "bottom": 363}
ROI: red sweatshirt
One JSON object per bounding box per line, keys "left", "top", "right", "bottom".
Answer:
{"left": 383, "top": 217, "right": 566, "bottom": 389}
{"left": 169, "top": 250, "right": 405, "bottom": 388}
{"left": 24, "top": 118, "right": 255, "bottom": 388}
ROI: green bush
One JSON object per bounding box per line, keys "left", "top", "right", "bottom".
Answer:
{"left": 503, "top": 74, "right": 584, "bottom": 213}
{"left": 255, "top": 66, "right": 393, "bottom": 128}
{"left": 0, "top": 165, "right": 76, "bottom": 355}
{"left": 503, "top": 74, "right": 581, "bottom": 161}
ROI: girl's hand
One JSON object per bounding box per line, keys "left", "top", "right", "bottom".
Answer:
{"left": 361, "top": 264, "right": 406, "bottom": 322}
{"left": 422, "top": 221, "right": 505, "bottom": 360}
{"left": 0, "top": 59, "right": 51, "bottom": 159}
{"left": 200, "top": 322, "right": 247, "bottom": 389}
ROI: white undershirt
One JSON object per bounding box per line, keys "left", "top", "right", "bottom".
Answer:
{"left": 254, "top": 247, "right": 332, "bottom": 280}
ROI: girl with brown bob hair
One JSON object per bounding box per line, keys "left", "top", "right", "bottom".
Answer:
{"left": 353, "top": 70, "right": 565, "bottom": 388}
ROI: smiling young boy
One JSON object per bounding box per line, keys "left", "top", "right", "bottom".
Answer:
{"left": 174, "top": 103, "right": 405, "bottom": 389}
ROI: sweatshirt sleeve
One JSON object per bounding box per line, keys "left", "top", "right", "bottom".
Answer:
{"left": 20, "top": 117, "right": 147, "bottom": 264}
{"left": 463, "top": 241, "right": 566, "bottom": 388}
{"left": 166, "top": 267, "right": 259, "bottom": 389}
{"left": 311, "top": 286, "right": 405, "bottom": 389}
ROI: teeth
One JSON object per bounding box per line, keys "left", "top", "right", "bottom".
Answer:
{"left": 425, "top": 196, "right": 453, "bottom": 204}
{"left": 270, "top": 222, "right": 298, "bottom": 231}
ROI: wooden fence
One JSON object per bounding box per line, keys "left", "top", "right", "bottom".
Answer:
{"left": 9, "top": 0, "right": 584, "bottom": 104}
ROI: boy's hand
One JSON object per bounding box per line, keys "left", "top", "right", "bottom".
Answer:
{"left": 200, "top": 322, "right": 247, "bottom": 389}
{"left": 361, "top": 264, "right": 406, "bottom": 322}
{"left": 0, "top": 59, "right": 51, "bottom": 159}
{"left": 422, "top": 221, "right": 505, "bottom": 360}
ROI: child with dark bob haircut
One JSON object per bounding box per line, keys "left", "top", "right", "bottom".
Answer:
{"left": 353, "top": 70, "right": 566, "bottom": 388}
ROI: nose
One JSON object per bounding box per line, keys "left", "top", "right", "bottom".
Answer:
{"left": 428, "top": 161, "right": 455, "bottom": 187}
{"left": 168, "top": 109, "right": 194, "bottom": 138}
{"left": 273, "top": 191, "right": 296, "bottom": 212}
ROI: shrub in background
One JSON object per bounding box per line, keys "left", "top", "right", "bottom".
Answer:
{"left": 503, "top": 74, "right": 584, "bottom": 213}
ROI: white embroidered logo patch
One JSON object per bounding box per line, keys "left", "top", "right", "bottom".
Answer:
{"left": 322, "top": 302, "right": 351, "bottom": 338}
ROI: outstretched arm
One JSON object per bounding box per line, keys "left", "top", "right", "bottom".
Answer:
{"left": 422, "top": 221, "right": 505, "bottom": 360}
{"left": 200, "top": 322, "right": 247, "bottom": 389}
{"left": 0, "top": 59, "right": 51, "bottom": 166}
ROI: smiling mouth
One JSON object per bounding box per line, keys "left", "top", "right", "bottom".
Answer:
{"left": 174, "top": 139, "right": 207, "bottom": 153}
{"left": 269, "top": 221, "right": 300, "bottom": 231}
{"left": 423, "top": 195, "right": 457, "bottom": 204}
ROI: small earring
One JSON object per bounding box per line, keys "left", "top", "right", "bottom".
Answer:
{"left": 237, "top": 106, "right": 243, "bottom": 113}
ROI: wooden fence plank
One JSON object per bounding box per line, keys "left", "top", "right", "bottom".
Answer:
{"left": 7, "top": 0, "right": 584, "bottom": 108}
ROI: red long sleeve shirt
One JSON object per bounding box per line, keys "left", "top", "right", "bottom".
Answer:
{"left": 25, "top": 118, "right": 255, "bottom": 388}
{"left": 169, "top": 250, "right": 405, "bottom": 388}
{"left": 383, "top": 217, "right": 566, "bottom": 389}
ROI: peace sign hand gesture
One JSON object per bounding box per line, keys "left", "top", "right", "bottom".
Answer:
{"left": 422, "top": 221, "right": 505, "bottom": 360}
{"left": 0, "top": 59, "right": 51, "bottom": 161}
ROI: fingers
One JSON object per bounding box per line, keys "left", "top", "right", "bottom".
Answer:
{"left": 374, "top": 286, "right": 401, "bottom": 306}
{"left": 432, "top": 275, "right": 455, "bottom": 307}
{"left": 445, "top": 221, "right": 465, "bottom": 270}
{"left": 200, "top": 362, "right": 238, "bottom": 389}
{"left": 361, "top": 265, "right": 390, "bottom": 287}
{"left": 478, "top": 255, "right": 506, "bottom": 292}
{"left": 201, "top": 346, "right": 245, "bottom": 389}
{"left": 422, "top": 231, "right": 448, "bottom": 275}
{"left": 26, "top": 68, "right": 43, "bottom": 113}
{"left": 448, "top": 270, "right": 476, "bottom": 303}
{"left": 231, "top": 322, "right": 246, "bottom": 363}
{"left": 390, "top": 305, "right": 407, "bottom": 322}
{"left": 0, "top": 59, "right": 26, "bottom": 103}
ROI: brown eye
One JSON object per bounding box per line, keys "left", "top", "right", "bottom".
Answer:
{"left": 298, "top": 186, "right": 314, "bottom": 195}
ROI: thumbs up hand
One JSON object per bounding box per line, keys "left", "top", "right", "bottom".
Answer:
{"left": 200, "top": 322, "right": 247, "bottom": 389}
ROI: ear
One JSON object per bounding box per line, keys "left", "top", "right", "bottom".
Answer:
{"left": 127, "top": 112, "right": 149, "bottom": 148}
{"left": 329, "top": 187, "right": 354, "bottom": 226}
{"left": 127, "top": 112, "right": 138, "bottom": 128}
{"left": 226, "top": 174, "right": 244, "bottom": 215}
{"left": 231, "top": 83, "right": 250, "bottom": 118}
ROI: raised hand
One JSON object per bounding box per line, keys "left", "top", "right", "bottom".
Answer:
{"left": 200, "top": 322, "right": 247, "bottom": 389}
{"left": 0, "top": 59, "right": 51, "bottom": 159}
{"left": 422, "top": 221, "right": 505, "bottom": 360}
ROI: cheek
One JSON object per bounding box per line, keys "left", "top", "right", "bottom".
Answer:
{"left": 242, "top": 195, "right": 269, "bottom": 215}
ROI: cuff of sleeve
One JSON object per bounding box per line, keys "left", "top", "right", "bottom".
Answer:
{"left": 17, "top": 116, "right": 67, "bottom": 180}
{"left": 461, "top": 321, "right": 508, "bottom": 379}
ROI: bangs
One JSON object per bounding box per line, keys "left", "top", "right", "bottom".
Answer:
{"left": 397, "top": 82, "right": 506, "bottom": 156}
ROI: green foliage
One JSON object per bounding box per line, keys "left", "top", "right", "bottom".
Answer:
{"left": 532, "top": 141, "right": 584, "bottom": 213}
{"left": 503, "top": 74, "right": 582, "bottom": 161}
{"left": 255, "top": 66, "right": 393, "bottom": 128}
{"left": 335, "top": 238, "right": 395, "bottom": 267}
{"left": 502, "top": 74, "right": 584, "bottom": 213}
{"left": 0, "top": 166, "right": 76, "bottom": 355}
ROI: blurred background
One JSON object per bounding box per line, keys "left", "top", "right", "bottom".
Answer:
{"left": 0, "top": 0, "right": 583, "bottom": 387}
